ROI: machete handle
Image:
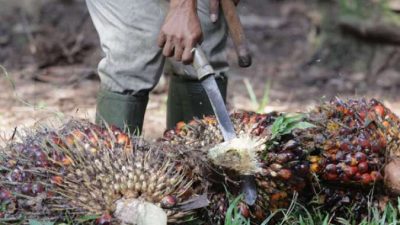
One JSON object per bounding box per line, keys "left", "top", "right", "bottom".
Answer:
{"left": 192, "top": 45, "right": 214, "bottom": 80}
{"left": 220, "top": 0, "right": 252, "bottom": 68}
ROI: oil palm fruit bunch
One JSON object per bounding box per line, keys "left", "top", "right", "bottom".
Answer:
{"left": 0, "top": 119, "right": 205, "bottom": 225}
{"left": 296, "top": 98, "right": 400, "bottom": 219}
{"left": 163, "top": 98, "right": 400, "bottom": 224}
{"left": 303, "top": 98, "right": 399, "bottom": 186}
{"left": 162, "top": 111, "right": 315, "bottom": 224}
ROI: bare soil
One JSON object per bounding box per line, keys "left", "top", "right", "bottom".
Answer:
{"left": 2, "top": 0, "right": 400, "bottom": 141}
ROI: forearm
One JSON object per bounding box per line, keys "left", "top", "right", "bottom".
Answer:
{"left": 169, "top": 0, "right": 197, "bottom": 10}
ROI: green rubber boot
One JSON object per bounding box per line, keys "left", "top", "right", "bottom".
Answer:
{"left": 95, "top": 88, "right": 148, "bottom": 135}
{"left": 166, "top": 75, "right": 228, "bottom": 129}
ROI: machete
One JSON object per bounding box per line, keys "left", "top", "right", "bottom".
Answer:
{"left": 192, "top": 46, "right": 257, "bottom": 206}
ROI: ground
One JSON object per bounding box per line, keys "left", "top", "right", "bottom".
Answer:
{"left": 2, "top": 0, "right": 400, "bottom": 141}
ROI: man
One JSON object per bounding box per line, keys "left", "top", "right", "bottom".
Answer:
{"left": 86, "top": 0, "right": 237, "bottom": 134}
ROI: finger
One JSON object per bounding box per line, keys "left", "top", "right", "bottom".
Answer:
{"left": 162, "top": 37, "right": 174, "bottom": 57}
{"left": 210, "top": 0, "right": 219, "bottom": 23}
{"left": 173, "top": 39, "right": 184, "bottom": 62}
{"left": 182, "top": 46, "right": 195, "bottom": 65}
{"left": 157, "top": 33, "right": 167, "bottom": 48}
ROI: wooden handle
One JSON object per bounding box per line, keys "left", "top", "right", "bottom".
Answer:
{"left": 220, "top": 0, "right": 252, "bottom": 67}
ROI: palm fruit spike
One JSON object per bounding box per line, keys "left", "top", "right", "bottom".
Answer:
{"left": 0, "top": 119, "right": 205, "bottom": 224}
{"left": 162, "top": 111, "right": 313, "bottom": 224}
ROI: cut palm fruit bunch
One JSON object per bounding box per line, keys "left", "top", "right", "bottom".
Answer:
{"left": 162, "top": 98, "right": 400, "bottom": 223}
{"left": 162, "top": 111, "right": 315, "bottom": 224}
{"left": 0, "top": 119, "right": 205, "bottom": 225}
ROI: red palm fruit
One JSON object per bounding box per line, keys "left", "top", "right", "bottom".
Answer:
{"left": 373, "top": 105, "right": 385, "bottom": 117}
{"left": 339, "top": 142, "right": 350, "bottom": 152}
{"left": 21, "top": 184, "right": 33, "bottom": 196}
{"left": 238, "top": 202, "right": 250, "bottom": 218}
{"left": 345, "top": 154, "right": 358, "bottom": 166}
{"left": 382, "top": 120, "right": 390, "bottom": 128}
{"left": 370, "top": 171, "right": 382, "bottom": 182}
{"left": 175, "top": 121, "right": 186, "bottom": 132}
{"left": 378, "top": 137, "right": 387, "bottom": 149}
{"left": 254, "top": 205, "right": 265, "bottom": 220}
{"left": 335, "top": 151, "right": 346, "bottom": 161}
{"left": 35, "top": 151, "right": 49, "bottom": 167}
{"left": 325, "top": 164, "right": 336, "bottom": 173}
{"left": 96, "top": 213, "right": 112, "bottom": 225}
{"left": 88, "top": 134, "right": 99, "bottom": 146}
{"left": 116, "top": 133, "right": 130, "bottom": 146}
{"left": 296, "top": 163, "right": 310, "bottom": 176}
{"left": 270, "top": 192, "right": 287, "bottom": 201}
{"left": 10, "top": 169, "right": 23, "bottom": 182}
{"left": 0, "top": 189, "right": 12, "bottom": 201}
{"left": 276, "top": 153, "right": 294, "bottom": 164}
{"left": 354, "top": 172, "right": 362, "bottom": 181}
{"left": 358, "top": 110, "right": 367, "bottom": 121}
{"left": 359, "top": 138, "right": 371, "bottom": 149}
{"left": 355, "top": 152, "right": 367, "bottom": 162}
{"left": 32, "top": 183, "right": 45, "bottom": 195}
{"left": 49, "top": 132, "right": 64, "bottom": 146}
{"left": 325, "top": 173, "right": 338, "bottom": 181}
{"left": 51, "top": 176, "right": 63, "bottom": 186}
{"left": 339, "top": 173, "right": 351, "bottom": 182}
{"left": 278, "top": 169, "right": 292, "bottom": 180}
{"left": 64, "top": 134, "right": 75, "bottom": 146}
{"left": 160, "top": 195, "right": 177, "bottom": 209}
{"left": 61, "top": 156, "right": 73, "bottom": 166}
{"left": 371, "top": 141, "right": 381, "bottom": 153}
{"left": 344, "top": 166, "right": 358, "bottom": 177}
{"left": 71, "top": 129, "right": 86, "bottom": 142}
{"left": 361, "top": 173, "right": 372, "bottom": 185}
{"left": 357, "top": 162, "right": 369, "bottom": 173}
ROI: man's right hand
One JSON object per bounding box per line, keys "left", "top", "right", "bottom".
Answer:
{"left": 158, "top": 0, "right": 203, "bottom": 64}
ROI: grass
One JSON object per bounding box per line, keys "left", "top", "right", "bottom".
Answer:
{"left": 338, "top": 0, "right": 400, "bottom": 25}
{"left": 224, "top": 193, "right": 400, "bottom": 225}
{"left": 243, "top": 78, "right": 271, "bottom": 114}
{"left": 0, "top": 65, "right": 64, "bottom": 119}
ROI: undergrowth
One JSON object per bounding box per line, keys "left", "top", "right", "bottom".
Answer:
{"left": 224, "top": 193, "right": 400, "bottom": 225}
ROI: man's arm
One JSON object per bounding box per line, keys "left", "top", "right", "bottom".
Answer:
{"left": 158, "top": 0, "right": 202, "bottom": 64}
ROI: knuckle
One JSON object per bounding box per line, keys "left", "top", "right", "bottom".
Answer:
{"left": 175, "top": 35, "right": 184, "bottom": 43}
{"left": 189, "top": 33, "right": 201, "bottom": 42}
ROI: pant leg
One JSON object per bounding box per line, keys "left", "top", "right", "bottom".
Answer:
{"left": 166, "top": 0, "right": 230, "bottom": 128}
{"left": 86, "top": 0, "right": 168, "bottom": 95}
{"left": 167, "top": 0, "right": 229, "bottom": 77}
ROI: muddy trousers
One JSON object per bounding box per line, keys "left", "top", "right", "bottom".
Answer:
{"left": 86, "top": 0, "right": 229, "bottom": 133}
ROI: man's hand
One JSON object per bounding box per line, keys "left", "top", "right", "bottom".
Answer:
{"left": 158, "top": 0, "right": 202, "bottom": 64}
{"left": 209, "top": 0, "right": 240, "bottom": 23}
